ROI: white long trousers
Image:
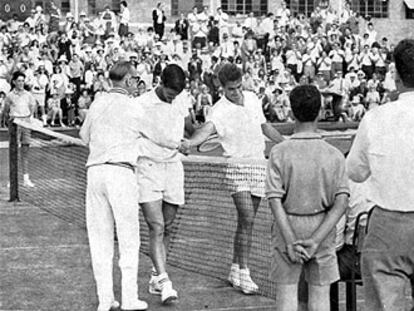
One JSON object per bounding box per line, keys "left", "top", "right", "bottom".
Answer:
{"left": 86, "top": 165, "right": 141, "bottom": 311}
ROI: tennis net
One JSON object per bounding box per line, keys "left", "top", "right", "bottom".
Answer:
{"left": 9, "top": 118, "right": 355, "bottom": 299}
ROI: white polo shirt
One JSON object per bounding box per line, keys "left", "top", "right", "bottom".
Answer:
{"left": 206, "top": 91, "right": 266, "bottom": 159}
{"left": 135, "top": 89, "right": 190, "bottom": 163}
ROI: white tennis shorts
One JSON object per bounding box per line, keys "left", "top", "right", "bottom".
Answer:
{"left": 136, "top": 158, "right": 185, "bottom": 205}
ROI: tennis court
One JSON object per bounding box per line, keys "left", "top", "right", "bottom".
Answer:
{"left": 0, "top": 187, "right": 280, "bottom": 311}
{"left": 2, "top": 121, "right": 370, "bottom": 311}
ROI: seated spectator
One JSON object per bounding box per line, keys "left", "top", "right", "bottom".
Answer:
{"left": 47, "top": 92, "right": 65, "bottom": 127}
{"left": 348, "top": 94, "right": 365, "bottom": 121}
{"left": 365, "top": 80, "right": 380, "bottom": 110}
{"left": 77, "top": 88, "right": 91, "bottom": 124}
{"left": 93, "top": 71, "right": 110, "bottom": 97}
{"left": 194, "top": 84, "right": 213, "bottom": 123}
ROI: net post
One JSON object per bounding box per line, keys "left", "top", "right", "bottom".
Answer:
{"left": 9, "top": 120, "right": 19, "bottom": 202}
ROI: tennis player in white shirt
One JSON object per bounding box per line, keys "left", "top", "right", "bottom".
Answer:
{"left": 134, "top": 64, "right": 190, "bottom": 304}
{"left": 80, "top": 61, "right": 148, "bottom": 311}
{"left": 180, "top": 63, "right": 284, "bottom": 294}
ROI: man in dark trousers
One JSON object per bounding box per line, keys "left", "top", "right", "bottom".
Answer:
{"left": 174, "top": 13, "right": 189, "bottom": 41}
{"left": 153, "top": 2, "right": 167, "bottom": 40}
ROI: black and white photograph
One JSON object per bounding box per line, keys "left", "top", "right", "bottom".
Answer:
{"left": 1, "top": 0, "right": 414, "bottom": 310}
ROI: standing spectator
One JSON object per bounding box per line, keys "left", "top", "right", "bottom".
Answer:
{"left": 241, "top": 31, "right": 257, "bottom": 64}
{"left": 48, "top": 1, "right": 61, "bottom": 34}
{"left": 207, "top": 20, "right": 220, "bottom": 46}
{"left": 188, "top": 52, "right": 202, "bottom": 82}
{"left": 359, "top": 45, "right": 374, "bottom": 80}
{"left": 118, "top": 1, "right": 130, "bottom": 39}
{"left": 57, "top": 33, "right": 72, "bottom": 62}
{"left": 174, "top": 13, "right": 189, "bottom": 41}
{"left": 3, "top": 72, "right": 36, "bottom": 187}
{"left": 101, "top": 5, "right": 117, "bottom": 39}
{"left": 243, "top": 12, "right": 258, "bottom": 33}
{"left": 215, "top": 7, "right": 229, "bottom": 36}
{"left": 68, "top": 53, "right": 84, "bottom": 98}
{"left": 346, "top": 39, "right": 414, "bottom": 311}
{"left": 153, "top": 2, "right": 167, "bottom": 40}
{"left": 31, "top": 67, "right": 48, "bottom": 126}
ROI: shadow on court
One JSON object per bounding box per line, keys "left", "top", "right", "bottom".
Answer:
{"left": 0, "top": 188, "right": 277, "bottom": 311}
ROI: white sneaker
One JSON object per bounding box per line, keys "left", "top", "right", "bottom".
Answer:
{"left": 98, "top": 300, "right": 120, "bottom": 311}
{"left": 108, "top": 300, "right": 120, "bottom": 311}
{"left": 158, "top": 274, "right": 178, "bottom": 304}
{"left": 121, "top": 299, "right": 148, "bottom": 311}
{"left": 227, "top": 263, "right": 240, "bottom": 288}
{"left": 239, "top": 268, "right": 259, "bottom": 295}
{"left": 23, "top": 176, "right": 35, "bottom": 188}
{"left": 148, "top": 273, "right": 162, "bottom": 296}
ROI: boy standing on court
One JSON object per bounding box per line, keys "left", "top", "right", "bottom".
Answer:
{"left": 265, "top": 84, "right": 349, "bottom": 311}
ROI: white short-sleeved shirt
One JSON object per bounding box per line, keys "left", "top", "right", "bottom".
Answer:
{"left": 135, "top": 89, "right": 189, "bottom": 163}
{"left": 206, "top": 91, "right": 266, "bottom": 159}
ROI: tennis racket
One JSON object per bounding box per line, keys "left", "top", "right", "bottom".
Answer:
{"left": 197, "top": 134, "right": 222, "bottom": 153}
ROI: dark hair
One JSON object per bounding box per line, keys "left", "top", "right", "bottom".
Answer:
{"left": 120, "top": 1, "right": 128, "bottom": 7}
{"left": 161, "top": 64, "right": 186, "bottom": 92}
{"left": 12, "top": 71, "right": 26, "bottom": 82}
{"left": 393, "top": 39, "right": 414, "bottom": 88}
{"left": 289, "top": 85, "right": 321, "bottom": 122}
{"left": 218, "top": 63, "right": 242, "bottom": 86}
{"left": 108, "top": 61, "right": 134, "bottom": 82}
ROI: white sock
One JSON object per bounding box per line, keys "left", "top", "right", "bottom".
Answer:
{"left": 151, "top": 266, "right": 158, "bottom": 277}
{"left": 231, "top": 263, "right": 240, "bottom": 271}
{"left": 158, "top": 272, "right": 169, "bottom": 281}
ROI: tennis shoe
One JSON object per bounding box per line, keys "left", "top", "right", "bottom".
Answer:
{"left": 23, "top": 176, "right": 35, "bottom": 188}
{"left": 227, "top": 263, "right": 240, "bottom": 288}
{"left": 120, "top": 299, "right": 148, "bottom": 311}
{"left": 239, "top": 268, "right": 258, "bottom": 294}
{"left": 148, "top": 273, "right": 162, "bottom": 296}
{"left": 97, "top": 300, "right": 120, "bottom": 311}
{"left": 158, "top": 274, "right": 178, "bottom": 304}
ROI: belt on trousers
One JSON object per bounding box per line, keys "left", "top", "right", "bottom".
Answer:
{"left": 89, "top": 162, "right": 136, "bottom": 172}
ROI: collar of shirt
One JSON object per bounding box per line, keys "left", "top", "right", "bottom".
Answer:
{"left": 291, "top": 132, "right": 323, "bottom": 140}
{"left": 13, "top": 89, "right": 26, "bottom": 96}
{"left": 222, "top": 93, "right": 245, "bottom": 107}
{"left": 109, "top": 87, "right": 129, "bottom": 95}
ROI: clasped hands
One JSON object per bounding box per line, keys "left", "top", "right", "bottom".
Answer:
{"left": 286, "top": 238, "right": 319, "bottom": 264}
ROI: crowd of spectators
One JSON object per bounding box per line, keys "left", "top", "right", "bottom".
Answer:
{"left": 0, "top": 0, "right": 399, "bottom": 128}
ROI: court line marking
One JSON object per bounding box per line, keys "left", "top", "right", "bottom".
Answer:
{"left": 192, "top": 306, "right": 277, "bottom": 311}
{"left": 192, "top": 298, "right": 372, "bottom": 311}
{"left": 1, "top": 244, "right": 88, "bottom": 251}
